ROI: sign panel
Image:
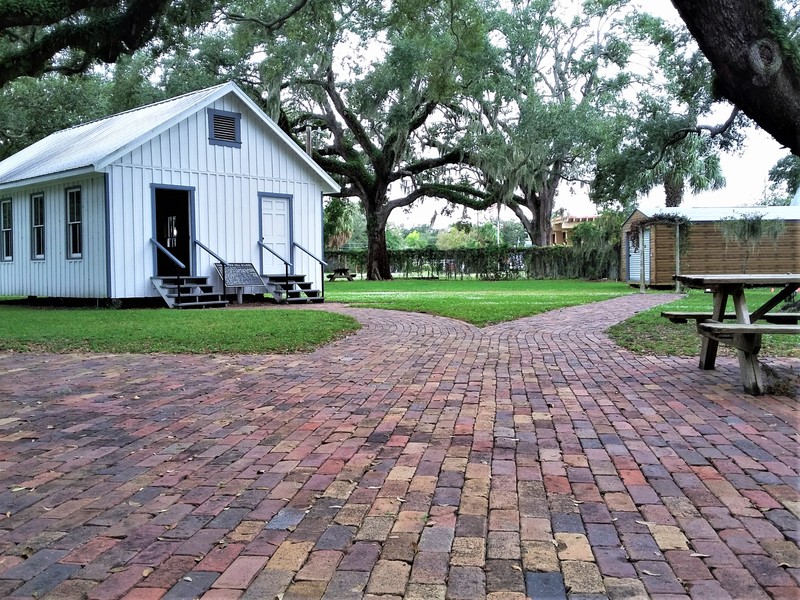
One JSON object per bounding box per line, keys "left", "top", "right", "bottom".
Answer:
{"left": 214, "top": 263, "right": 265, "bottom": 288}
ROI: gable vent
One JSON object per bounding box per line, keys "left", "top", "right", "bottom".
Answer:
{"left": 213, "top": 114, "right": 237, "bottom": 142}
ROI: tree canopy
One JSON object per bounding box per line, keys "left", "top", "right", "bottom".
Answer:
{"left": 0, "top": 0, "right": 215, "bottom": 87}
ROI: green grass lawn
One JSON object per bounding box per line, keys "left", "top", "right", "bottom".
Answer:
{"left": 608, "top": 288, "right": 800, "bottom": 358}
{"left": 0, "top": 303, "right": 360, "bottom": 354}
{"left": 4, "top": 282, "right": 795, "bottom": 357}
{"left": 326, "top": 279, "right": 634, "bottom": 326}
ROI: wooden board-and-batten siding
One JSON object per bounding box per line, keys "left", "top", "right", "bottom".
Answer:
{"left": 0, "top": 175, "right": 108, "bottom": 298}
{"left": 621, "top": 211, "right": 800, "bottom": 287}
{"left": 105, "top": 94, "right": 325, "bottom": 299}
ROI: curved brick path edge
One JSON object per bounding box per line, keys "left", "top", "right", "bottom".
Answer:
{"left": 0, "top": 294, "right": 798, "bottom": 600}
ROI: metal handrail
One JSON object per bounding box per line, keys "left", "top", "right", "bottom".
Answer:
{"left": 195, "top": 240, "right": 228, "bottom": 290}
{"left": 292, "top": 242, "right": 327, "bottom": 267}
{"left": 258, "top": 240, "right": 291, "bottom": 297}
{"left": 258, "top": 240, "right": 293, "bottom": 269}
{"left": 151, "top": 238, "right": 186, "bottom": 306}
{"left": 293, "top": 242, "right": 327, "bottom": 301}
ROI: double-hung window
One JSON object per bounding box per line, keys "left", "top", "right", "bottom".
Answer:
{"left": 1, "top": 198, "right": 12, "bottom": 261}
{"left": 31, "top": 193, "right": 44, "bottom": 260}
{"left": 66, "top": 188, "right": 82, "bottom": 259}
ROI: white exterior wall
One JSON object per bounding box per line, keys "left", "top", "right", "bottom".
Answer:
{"left": 106, "top": 95, "right": 326, "bottom": 298}
{"left": 0, "top": 175, "right": 108, "bottom": 297}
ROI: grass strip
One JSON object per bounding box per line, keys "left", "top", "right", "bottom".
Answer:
{"left": 0, "top": 305, "right": 360, "bottom": 354}
{"left": 608, "top": 288, "right": 799, "bottom": 358}
{"left": 326, "top": 279, "right": 633, "bottom": 327}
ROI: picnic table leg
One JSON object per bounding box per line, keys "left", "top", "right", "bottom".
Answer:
{"left": 730, "top": 289, "right": 764, "bottom": 395}
{"left": 698, "top": 290, "right": 728, "bottom": 370}
{"left": 734, "top": 333, "right": 765, "bottom": 394}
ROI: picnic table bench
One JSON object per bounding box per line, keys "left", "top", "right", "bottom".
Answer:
{"left": 666, "top": 274, "right": 800, "bottom": 395}
{"left": 661, "top": 311, "right": 800, "bottom": 325}
{"left": 327, "top": 267, "right": 355, "bottom": 281}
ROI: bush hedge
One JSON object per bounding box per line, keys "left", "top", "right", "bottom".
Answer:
{"left": 326, "top": 244, "right": 620, "bottom": 280}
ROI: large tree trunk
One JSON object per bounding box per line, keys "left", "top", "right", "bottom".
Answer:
{"left": 365, "top": 203, "right": 392, "bottom": 280}
{"left": 670, "top": 0, "right": 800, "bottom": 156}
{"left": 515, "top": 173, "right": 559, "bottom": 246}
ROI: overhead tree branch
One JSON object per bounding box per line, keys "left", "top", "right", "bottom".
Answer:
{"left": 222, "top": 0, "right": 311, "bottom": 33}
{"left": 670, "top": 0, "right": 800, "bottom": 155}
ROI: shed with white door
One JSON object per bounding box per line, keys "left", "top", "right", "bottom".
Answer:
{"left": 620, "top": 206, "right": 800, "bottom": 287}
{"left": 0, "top": 82, "right": 339, "bottom": 306}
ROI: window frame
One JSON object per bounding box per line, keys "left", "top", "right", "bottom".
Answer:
{"left": 31, "top": 193, "right": 45, "bottom": 260}
{"left": 207, "top": 108, "right": 242, "bottom": 149}
{"left": 66, "top": 187, "right": 82, "bottom": 260}
{"left": 1, "top": 198, "right": 12, "bottom": 262}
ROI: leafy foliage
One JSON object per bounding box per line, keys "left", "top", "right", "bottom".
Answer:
{"left": 0, "top": 0, "right": 214, "bottom": 87}
{"left": 0, "top": 74, "right": 110, "bottom": 159}
{"left": 768, "top": 155, "right": 800, "bottom": 197}
{"left": 327, "top": 244, "right": 619, "bottom": 281}
{"left": 324, "top": 197, "right": 358, "bottom": 249}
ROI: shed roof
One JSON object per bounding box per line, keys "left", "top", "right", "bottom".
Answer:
{"left": 0, "top": 82, "right": 339, "bottom": 193}
{"left": 626, "top": 205, "right": 800, "bottom": 226}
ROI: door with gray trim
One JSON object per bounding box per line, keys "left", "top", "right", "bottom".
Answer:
{"left": 260, "top": 196, "right": 291, "bottom": 274}
{"left": 154, "top": 188, "right": 191, "bottom": 275}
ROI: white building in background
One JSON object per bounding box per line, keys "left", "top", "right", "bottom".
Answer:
{"left": 0, "top": 82, "right": 338, "bottom": 305}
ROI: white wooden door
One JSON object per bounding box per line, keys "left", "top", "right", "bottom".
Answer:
{"left": 628, "top": 229, "right": 650, "bottom": 283}
{"left": 260, "top": 196, "right": 292, "bottom": 274}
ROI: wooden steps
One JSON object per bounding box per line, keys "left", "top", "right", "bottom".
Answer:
{"left": 261, "top": 274, "right": 324, "bottom": 304}
{"left": 151, "top": 275, "right": 229, "bottom": 309}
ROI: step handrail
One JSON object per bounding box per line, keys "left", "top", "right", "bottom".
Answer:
{"left": 150, "top": 238, "right": 186, "bottom": 306}
{"left": 293, "top": 242, "right": 327, "bottom": 301}
{"left": 258, "top": 240, "right": 292, "bottom": 292}
{"left": 195, "top": 240, "right": 228, "bottom": 290}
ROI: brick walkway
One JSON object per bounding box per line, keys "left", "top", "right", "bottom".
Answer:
{"left": 0, "top": 294, "right": 798, "bottom": 600}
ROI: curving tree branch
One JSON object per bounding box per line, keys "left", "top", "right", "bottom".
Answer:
{"left": 670, "top": 0, "right": 800, "bottom": 155}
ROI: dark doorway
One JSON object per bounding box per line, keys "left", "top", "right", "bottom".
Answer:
{"left": 154, "top": 188, "right": 192, "bottom": 276}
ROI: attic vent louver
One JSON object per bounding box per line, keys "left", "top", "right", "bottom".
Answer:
{"left": 208, "top": 108, "right": 242, "bottom": 148}
{"left": 213, "top": 114, "right": 236, "bottom": 141}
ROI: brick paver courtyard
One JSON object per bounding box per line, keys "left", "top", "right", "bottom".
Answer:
{"left": 0, "top": 294, "right": 798, "bottom": 600}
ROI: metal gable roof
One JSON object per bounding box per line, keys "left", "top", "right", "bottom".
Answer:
{"left": 0, "top": 84, "right": 228, "bottom": 186}
{"left": 0, "top": 82, "right": 339, "bottom": 193}
{"left": 638, "top": 206, "right": 800, "bottom": 221}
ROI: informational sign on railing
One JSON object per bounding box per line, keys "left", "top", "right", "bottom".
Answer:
{"left": 214, "top": 263, "right": 266, "bottom": 288}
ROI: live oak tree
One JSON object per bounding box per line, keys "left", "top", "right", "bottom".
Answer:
{"left": 222, "top": 0, "right": 497, "bottom": 279}
{"left": 463, "top": 0, "right": 646, "bottom": 246}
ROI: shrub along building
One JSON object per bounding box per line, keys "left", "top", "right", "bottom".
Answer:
{"left": 0, "top": 82, "right": 339, "bottom": 307}
{"left": 621, "top": 206, "right": 800, "bottom": 288}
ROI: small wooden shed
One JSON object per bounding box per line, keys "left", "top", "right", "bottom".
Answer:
{"left": 0, "top": 82, "right": 339, "bottom": 306}
{"left": 621, "top": 206, "right": 800, "bottom": 287}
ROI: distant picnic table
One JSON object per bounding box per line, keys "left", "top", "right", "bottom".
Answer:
{"left": 327, "top": 268, "right": 355, "bottom": 281}
{"left": 663, "top": 273, "right": 800, "bottom": 395}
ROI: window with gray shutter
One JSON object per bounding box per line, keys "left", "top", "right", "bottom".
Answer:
{"left": 208, "top": 109, "right": 242, "bottom": 148}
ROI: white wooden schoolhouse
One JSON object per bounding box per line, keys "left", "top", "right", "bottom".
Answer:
{"left": 0, "top": 82, "right": 339, "bottom": 307}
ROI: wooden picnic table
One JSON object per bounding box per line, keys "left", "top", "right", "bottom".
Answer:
{"left": 327, "top": 267, "right": 355, "bottom": 281}
{"left": 666, "top": 273, "right": 800, "bottom": 395}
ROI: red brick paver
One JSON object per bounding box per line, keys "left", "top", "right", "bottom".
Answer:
{"left": 1, "top": 294, "right": 798, "bottom": 599}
